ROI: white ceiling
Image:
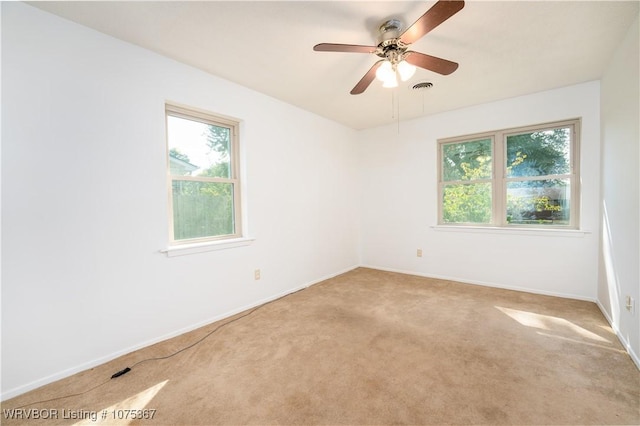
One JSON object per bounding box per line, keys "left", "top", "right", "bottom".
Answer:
{"left": 30, "top": 1, "right": 639, "bottom": 130}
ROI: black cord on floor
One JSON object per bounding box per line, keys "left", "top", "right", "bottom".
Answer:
{"left": 130, "top": 302, "right": 265, "bottom": 369}
{"left": 10, "top": 379, "right": 112, "bottom": 410}
{"left": 7, "top": 287, "right": 306, "bottom": 410}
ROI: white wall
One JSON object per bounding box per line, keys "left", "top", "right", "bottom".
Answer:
{"left": 598, "top": 15, "right": 639, "bottom": 365}
{"left": 359, "top": 81, "right": 601, "bottom": 300}
{"left": 1, "top": 2, "right": 360, "bottom": 399}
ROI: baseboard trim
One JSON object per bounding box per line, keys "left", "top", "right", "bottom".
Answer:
{"left": 358, "top": 264, "right": 596, "bottom": 302}
{"left": 1, "top": 264, "right": 360, "bottom": 401}
{"left": 595, "top": 300, "right": 640, "bottom": 370}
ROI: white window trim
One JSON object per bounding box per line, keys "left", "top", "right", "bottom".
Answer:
{"left": 160, "top": 237, "right": 255, "bottom": 257}
{"left": 165, "top": 103, "right": 244, "bottom": 247}
{"left": 437, "top": 118, "right": 581, "bottom": 230}
{"left": 431, "top": 225, "right": 590, "bottom": 238}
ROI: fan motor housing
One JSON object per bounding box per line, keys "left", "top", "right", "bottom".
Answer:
{"left": 376, "top": 19, "right": 408, "bottom": 61}
{"left": 378, "top": 19, "right": 402, "bottom": 41}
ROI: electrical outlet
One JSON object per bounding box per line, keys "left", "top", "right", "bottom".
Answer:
{"left": 254, "top": 269, "right": 261, "bottom": 280}
{"left": 625, "top": 295, "right": 635, "bottom": 314}
{"left": 417, "top": 249, "right": 423, "bottom": 258}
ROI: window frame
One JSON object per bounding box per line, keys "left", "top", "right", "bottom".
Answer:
{"left": 438, "top": 118, "right": 581, "bottom": 229}
{"left": 165, "top": 103, "right": 242, "bottom": 246}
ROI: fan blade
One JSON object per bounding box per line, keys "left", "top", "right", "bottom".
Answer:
{"left": 405, "top": 51, "right": 458, "bottom": 75}
{"left": 400, "top": 0, "right": 465, "bottom": 45}
{"left": 351, "top": 61, "right": 384, "bottom": 95}
{"left": 314, "top": 43, "right": 378, "bottom": 54}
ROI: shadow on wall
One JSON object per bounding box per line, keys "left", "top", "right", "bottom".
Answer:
{"left": 600, "top": 201, "right": 621, "bottom": 327}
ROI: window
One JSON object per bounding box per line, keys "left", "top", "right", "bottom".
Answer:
{"left": 438, "top": 119, "right": 580, "bottom": 229}
{"left": 166, "top": 104, "right": 241, "bottom": 244}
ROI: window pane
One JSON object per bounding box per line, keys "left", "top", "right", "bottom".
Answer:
{"left": 442, "top": 182, "right": 492, "bottom": 224}
{"left": 172, "top": 180, "right": 234, "bottom": 240}
{"left": 506, "top": 128, "right": 570, "bottom": 177}
{"left": 167, "top": 115, "right": 231, "bottom": 178}
{"left": 506, "top": 179, "right": 570, "bottom": 225}
{"left": 442, "top": 139, "right": 492, "bottom": 181}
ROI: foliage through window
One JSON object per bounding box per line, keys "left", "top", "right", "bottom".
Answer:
{"left": 166, "top": 104, "right": 241, "bottom": 244}
{"left": 439, "top": 119, "right": 579, "bottom": 228}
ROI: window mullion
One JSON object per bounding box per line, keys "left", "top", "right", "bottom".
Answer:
{"left": 171, "top": 175, "right": 237, "bottom": 184}
{"left": 493, "top": 133, "right": 504, "bottom": 226}
{"left": 505, "top": 174, "right": 571, "bottom": 183}
{"left": 443, "top": 178, "right": 493, "bottom": 185}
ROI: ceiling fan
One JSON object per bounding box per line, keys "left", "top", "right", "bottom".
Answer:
{"left": 313, "top": 0, "right": 465, "bottom": 95}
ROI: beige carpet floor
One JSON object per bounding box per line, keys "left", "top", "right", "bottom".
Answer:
{"left": 3, "top": 268, "right": 639, "bottom": 425}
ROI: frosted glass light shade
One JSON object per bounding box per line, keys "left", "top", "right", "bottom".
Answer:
{"left": 375, "top": 61, "right": 395, "bottom": 83}
{"left": 397, "top": 60, "right": 416, "bottom": 81}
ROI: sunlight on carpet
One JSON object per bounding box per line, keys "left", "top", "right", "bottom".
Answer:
{"left": 495, "top": 306, "right": 611, "bottom": 342}
{"left": 536, "top": 332, "right": 627, "bottom": 354}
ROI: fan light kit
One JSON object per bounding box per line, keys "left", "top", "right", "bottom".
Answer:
{"left": 376, "top": 60, "right": 416, "bottom": 88}
{"left": 313, "top": 0, "right": 464, "bottom": 95}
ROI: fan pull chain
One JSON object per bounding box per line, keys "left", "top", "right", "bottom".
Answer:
{"left": 391, "top": 90, "right": 395, "bottom": 119}
{"left": 396, "top": 89, "right": 400, "bottom": 134}
{"left": 389, "top": 88, "right": 403, "bottom": 134}
{"left": 390, "top": 89, "right": 401, "bottom": 134}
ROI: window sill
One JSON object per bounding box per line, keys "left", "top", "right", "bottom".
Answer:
{"left": 431, "top": 225, "right": 591, "bottom": 238}
{"left": 161, "top": 237, "right": 255, "bottom": 257}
